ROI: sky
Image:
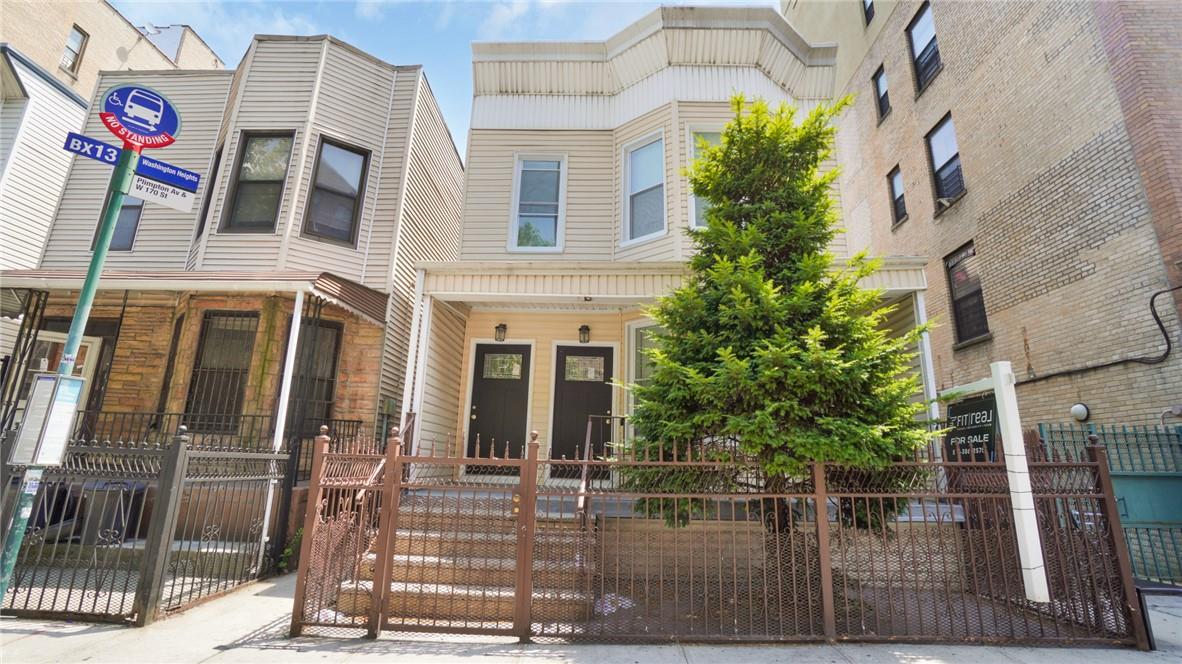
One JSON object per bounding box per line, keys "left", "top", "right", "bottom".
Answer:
{"left": 112, "top": 0, "right": 780, "bottom": 156}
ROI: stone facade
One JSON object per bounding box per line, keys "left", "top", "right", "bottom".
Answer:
{"left": 42, "top": 289, "right": 383, "bottom": 430}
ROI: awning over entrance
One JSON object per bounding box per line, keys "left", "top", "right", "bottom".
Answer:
{"left": 416, "top": 256, "right": 928, "bottom": 304}
{"left": 0, "top": 269, "right": 389, "bottom": 324}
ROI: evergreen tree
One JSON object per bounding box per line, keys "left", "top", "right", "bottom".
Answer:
{"left": 626, "top": 96, "right": 932, "bottom": 527}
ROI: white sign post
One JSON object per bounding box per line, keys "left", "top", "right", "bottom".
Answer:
{"left": 940, "top": 360, "right": 1050, "bottom": 603}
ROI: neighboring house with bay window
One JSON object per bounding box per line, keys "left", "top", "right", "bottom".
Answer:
{"left": 397, "top": 7, "right": 932, "bottom": 466}
{"left": 0, "top": 35, "right": 463, "bottom": 472}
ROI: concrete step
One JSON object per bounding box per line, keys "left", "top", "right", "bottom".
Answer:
{"left": 390, "top": 528, "right": 593, "bottom": 560}
{"left": 336, "top": 581, "right": 592, "bottom": 622}
{"left": 394, "top": 510, "right": 584, "bottom": 532}
{"left": 359, "top": 552, "right": 589, "bottom": 588}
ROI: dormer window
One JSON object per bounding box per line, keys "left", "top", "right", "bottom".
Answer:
{"left": 509, "top": 155, "right": 565, "bottom": 251}
{"left": 623, "top": 134, "right": 665, "bottom": 244}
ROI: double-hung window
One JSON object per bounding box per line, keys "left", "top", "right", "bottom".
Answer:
{"left": 926, "top": 114, "right": 965, "bottom": 204}
{"left": 304, "top": 138, "right": 369, "bottom": 245}
{"left": 872, "top": 66, "right": 891, "bottom": 119}
{"left": 223, "top": 132, "right": 294, "bottom": 232}
{"left": 689, "top": 131, "right": 721, "bottom": 228}
{"left": 888, "top": 166, "right": 907, "bottom": 225}
{"left": 510, "top": 156, "right": 564, "bottom": 250}
{"left": 907, "top": 2, "right": 942, "bottom": 93}
{"left": 61, "top": 25, "right": 88, "bottom": 74}
{"left": 945, "top": 242, "right": 989, "bottom": 344}
{"left": 624, "top": 135, "right": 665, "bottom": 243}
{"left": 862, "top": 0, "right": 875, "bottom": 25}
{"left": 92, "top": 197, "right": 143, "bottom": 251}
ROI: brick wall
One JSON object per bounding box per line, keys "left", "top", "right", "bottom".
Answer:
{"left": 830, "top": 0, "right": 1182, "bottom": 425}
{"left": 44, "top": 289, "right": 384, "bottom": 429}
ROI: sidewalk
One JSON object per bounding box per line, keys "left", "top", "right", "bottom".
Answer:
{"left": 2, "top": 573, "right": 1180, "bottom": 663}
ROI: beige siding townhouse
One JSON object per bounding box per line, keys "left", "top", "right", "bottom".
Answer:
{"left": 0, "top": 34, "right": 463, "bottom": 488}
{"left": 1, "top": 2, "right": 222, "bottom": 362}
{"left": 782, "top": 0, "right": 1182, "bottom": 425}
{"left": 399, "top": 7, "right": 931, "bottom": 467}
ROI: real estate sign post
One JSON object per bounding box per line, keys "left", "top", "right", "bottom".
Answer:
{"left": 0, "top": 85, "right": 184, "bottom": 598}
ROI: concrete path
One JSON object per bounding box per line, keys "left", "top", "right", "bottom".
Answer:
{"left": 3, "top": 574, "right": 1180, "bottom": 663}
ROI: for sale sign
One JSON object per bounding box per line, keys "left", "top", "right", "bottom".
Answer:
{"left": 944, "top": 395, "right": 998, "bottom": 462}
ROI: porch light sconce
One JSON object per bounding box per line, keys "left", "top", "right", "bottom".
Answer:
{"left": 494, "top": 323, "right": 507, "bottom": 342}
{"left": 1070, "top": 403, "right": 1090, "bottom": 422}
{"left": 578, "top": 325, "right": 591, "bottom": 344}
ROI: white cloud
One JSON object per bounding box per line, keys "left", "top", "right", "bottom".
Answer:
{"left": 113, "top": 0, "right": 321, "bottom": 65}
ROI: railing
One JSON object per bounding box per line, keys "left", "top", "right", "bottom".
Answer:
{"left": 1039, "top": 423, "right": 1182, "bottom": 586}
{"left": 70, "top": 411, "right": 275, "bottom": 450}
{"left": 290, "top": 432, "right": 1149, "bottom": 648}
{"left": 1, "top": 426, "right": 289, "bottom": 625}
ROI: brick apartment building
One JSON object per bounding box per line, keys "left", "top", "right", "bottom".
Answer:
{"left": 784, "top": 0, "right": 1182, "bottom": 425}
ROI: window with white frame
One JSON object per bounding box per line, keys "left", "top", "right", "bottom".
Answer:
{"left": 624, "top": 136, "right": 665, "bottom": 242}
{"left": 628, "top": 321, "right": 665, "bottom": 412}
{"left": 690, "top": 131, "right": 721, "bottom": 228}
{"left": 61, "top": 25, "right": 88, "bottom": 74}
{"left": 510, "top": 157, "right": 564, "bottom": 250}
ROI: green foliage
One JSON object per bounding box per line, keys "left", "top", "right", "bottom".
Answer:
{"left": 277, "top": 527, "right": 302, "bottom": 573}
{"left": 625, "top": 96, "right": 933, "bottom": 527}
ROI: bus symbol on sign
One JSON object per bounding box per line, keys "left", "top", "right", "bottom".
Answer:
{"left": 99, "top": 85, "right": 181, "bottom": 149}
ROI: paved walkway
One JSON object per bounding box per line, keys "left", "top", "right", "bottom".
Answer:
{"left": 2, "top": 574, "right": 1180, "bottom": 663}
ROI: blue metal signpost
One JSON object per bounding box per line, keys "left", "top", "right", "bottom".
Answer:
{"left": 0, "top": 84, "right": 184, "bottom": 599}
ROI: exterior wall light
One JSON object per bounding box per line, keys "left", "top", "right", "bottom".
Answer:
{"left": 1070, "top": 403, "right": 1090, "bottom": 422}
{"left": 495, "top": 323, "right": 507, "bottom": 342}
{"left": 578, "top": 325, "right": 591, "bottom": 344}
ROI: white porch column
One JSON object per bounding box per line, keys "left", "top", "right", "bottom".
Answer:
{"left": 913, "top": 291, "right": 941, "bottom": 432}
{"left": 255, "top": 289, "right": 304, "bottom": 570}
{"left": 991, "top": 361, "right": 1051, "bottom": 603}
{"left": 399, "top": 269, "right": 426, "bottom": 435}
{"left": 408, "top": 295, "right": 434, "bottom": 455}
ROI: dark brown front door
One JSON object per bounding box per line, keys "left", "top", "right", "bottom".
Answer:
{"left": 467, "top": 343, "right": 531, "bottom": 460}
{"left": 551, "top": 346, "right": 613, "bottom": 477}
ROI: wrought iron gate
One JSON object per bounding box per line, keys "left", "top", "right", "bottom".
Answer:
{"left": 1, "top": 427, "right": 288, "bottom": 625}
{"left": 291, "top": 426, "right": 1150, "bottom": 648}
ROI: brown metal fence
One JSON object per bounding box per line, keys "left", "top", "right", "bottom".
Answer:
{"left": 290, "top": 428, "right": 1150, "bottom": 649}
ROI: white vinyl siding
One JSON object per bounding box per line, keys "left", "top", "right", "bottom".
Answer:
{"left": 40, "top": 70, "right": 232, "bottom": 271}
{"left": 0, "top": 56, "right": 87, "bottom": 271}
{"left": 462, "top": 130, "right": 613, "bottom": 261}
{"left": 380, "top": 73, "right": 465, "bottom": 408}
{"left": 509, "top": 156, "right": 565, "bottom": 252}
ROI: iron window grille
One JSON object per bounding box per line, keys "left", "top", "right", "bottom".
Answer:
{"left": 303, "top": 137, "right": 369, "bottom": 245}
{"left": 184, "top": 311, "right": 259, "bottom": 433}
{"left": 290, "top": 318, "right": 342, "bottom": 433}
{"left": 907, "top": 2, "right": 942, "bottom": 94}
{"left": 862, "top": 0, "right": 875, "bottom": 25}
{"left": 926, "top": 113, "right": 965, "bottom": 203}
{"left": 873, "top": 66, "right": 891, "bottom": 119}
{"left": 888, "top": 166, "right": 907, "bottom": 224}
{"left": 60, "top": 25, "right": 88, "bottom": 73}
{"left": 223, "top": 132, "right": 294, "bottom": 232}
{"left": 945, "top": 242, "right": 989, "bottom": 343}
{"left": 91, "top": 196, "right": 143, "bottom": 251}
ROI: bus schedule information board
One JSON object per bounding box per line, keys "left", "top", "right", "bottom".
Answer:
{"left": 8, "top": 374, "right": 85, "bottom": 467}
